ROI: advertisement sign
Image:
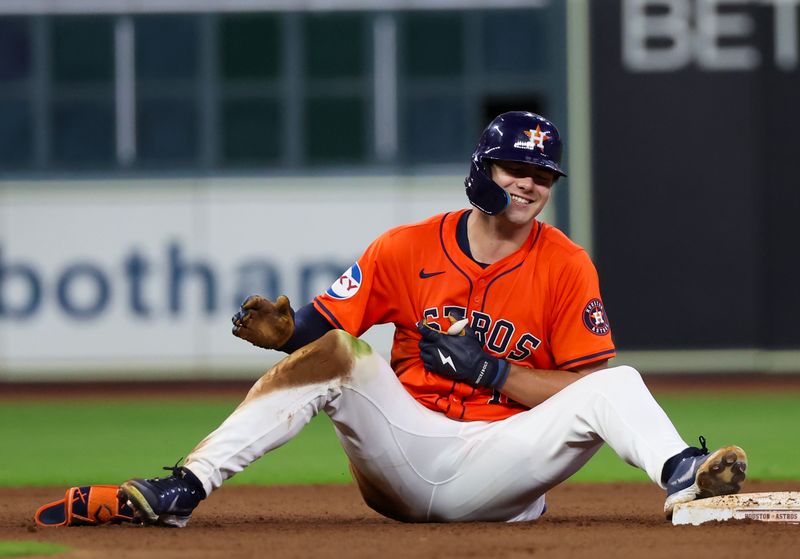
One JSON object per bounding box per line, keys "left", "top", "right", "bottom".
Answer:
{"left": 592, "top": 0, "right": 800, "bottom": 351}
{"left": 0, "top": 175, "right": 498, "bottom": 379}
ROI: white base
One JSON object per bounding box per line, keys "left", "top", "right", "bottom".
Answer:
{"left": 672, "top": 492, "right": 800, "bottom": 526}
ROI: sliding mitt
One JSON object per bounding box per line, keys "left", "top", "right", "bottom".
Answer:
{"left": 34, "top": 485, "right": 134, "bottom": 527}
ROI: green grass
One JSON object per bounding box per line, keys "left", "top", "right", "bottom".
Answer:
{"left": 572, "top": 393, "right": 800, "bottom": 482}
{"left": 0, "top": 399, "right": 351, "bottom": 486}
{"left": 1, "top": 393, "right": 798, "bottom": 486}
{"left": 0, "top": 542, "right": 70, "bottom": 557}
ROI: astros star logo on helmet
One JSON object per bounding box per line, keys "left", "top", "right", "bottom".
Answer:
{"left": 526, "top": 125, "right": 551, "bottom": 149}
{"left": 513, "top": 125, "right": 550, "bottom": 151}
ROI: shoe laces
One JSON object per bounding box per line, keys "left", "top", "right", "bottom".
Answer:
{"left": 698, "top": 436, "right": 708, "bottom": 455}
{"left": 162, "top": 458, "right": 185, "bottom": 478}
{"left": 145, "top": 459, "right": 185, "bottom": 483}
{"left": 678, "top": 436, "right": 709, "bottom": 462}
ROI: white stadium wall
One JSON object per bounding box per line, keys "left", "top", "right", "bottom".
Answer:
{"left": 0, "top": 175, "right": 557, "bottom": 381}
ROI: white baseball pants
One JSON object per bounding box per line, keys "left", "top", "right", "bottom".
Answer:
{"left": 184, "top": 331, "right": 687, "bottom": 522}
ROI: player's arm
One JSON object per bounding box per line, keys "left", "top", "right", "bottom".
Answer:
{"left": 572, "top": 360, "right": 609, "bottom": 374}
{"left": 418, "top": 321, "right": 609, "bottom": 407}
{"left": 231, "top": 295, "right": 333, "bottom": 353}
{"left": 500, "top": 360, "right": 608, "bottom": 408}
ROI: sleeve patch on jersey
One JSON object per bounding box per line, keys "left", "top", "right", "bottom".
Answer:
{"left": 582, "top": 298, "right": 610, "bottom": 336}
{"left": 326, "top": 262, "right": 362, "bottom": 300}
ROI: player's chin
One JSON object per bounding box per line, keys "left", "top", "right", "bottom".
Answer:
{"left": 503, "top": 203, "right": 542, "bottom": 224}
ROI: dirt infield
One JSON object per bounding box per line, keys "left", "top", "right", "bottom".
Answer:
{"left": 4, "top": 481, "right": 799, "bottom": 559}
{"left": 4, "top": 375, "right": 799, "bottom": 557}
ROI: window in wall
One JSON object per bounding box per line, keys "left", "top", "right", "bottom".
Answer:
{"left": 481, "top": 10, "right": 549, "bottom": 75}
{"left": 402, "top": 12, "right": 464, "bottom": 79}
{"left": 305, "top": 96, "right": 367, "bottom": 164}
{"left": 303, "top": 13, "right": 370, "bottom": 164}
{"left": 219, "top": 14, "right": 282, "bottom": 166}
{"left": 399, "top": 13, "right": 467, "bottom": 164}
{"left": 51, "top": 100, "right": 114, "bottom": 167}
{"left": 220, "top": 14, "right": 281, "bottom": 80}
{"left": 305, "top": 13, "right": 367, "bottom": 80}
{"left": 137, "top": 98, "right": 198, "bottom": 164}
{"left": 52, "top": 17, "right": 113, "bottom": 83}
{"left": 222, "top": 98, "right": 282, "bottom": 164}
{"left": 1, "top": 8, "right": 565, "bottom": 175}
{"left": 0, "top": 18, "right": 31, "bottom": 82}
{"left": 136, "top": 15, "right": 197, "bottom": 80}
{"left": 403, "top": 95, "right": 467, "bottom": 164}
{"left": 397, "top": 9, "right": 560, "bottom": 165}
{"left": 0, "top": 18, "right": 33, "bottom": 170}
{"left": 50, "top": 17, "right": 115, "bottom": 168}
{"left": 135, "top": 15, "right": 200, "bottom": 167}
{"left": 0, "top": 100, "right": 32, "bottom": 169}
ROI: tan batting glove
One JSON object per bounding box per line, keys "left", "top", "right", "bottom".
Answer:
{"left": 445, "top": 314, "right": 469, "bottom": 336}
{"left": 419, "top": 314, "right": 468, "bottom": 336}
{"left": 231, "top": 295, "right": 295, "bottom": 350}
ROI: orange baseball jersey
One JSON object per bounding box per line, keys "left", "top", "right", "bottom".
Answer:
{"left": 312, "top": 209, "right": 616, "bottom": 422}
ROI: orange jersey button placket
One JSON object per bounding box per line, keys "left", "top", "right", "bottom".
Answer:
{"left": 475, "top": 276, "right": 489, "bottom": 305}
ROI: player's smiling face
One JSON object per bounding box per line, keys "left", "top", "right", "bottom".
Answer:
{"left": 490, "top": 160, "right": 555, "bottom": 224}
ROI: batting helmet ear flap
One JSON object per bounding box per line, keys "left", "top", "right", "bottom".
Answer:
{"left": 464, "top": 159, "right": 510, "bottom": 216}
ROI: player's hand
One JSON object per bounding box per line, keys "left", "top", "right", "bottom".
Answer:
{"left": 417, "top": 317, "right": 510, "bottom": 390}
{"left": 231, "top": 295, "right": 295, "bottom": 350}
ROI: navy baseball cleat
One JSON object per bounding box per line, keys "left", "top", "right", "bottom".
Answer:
{"left": 663, "top": 436, "right": 747, "bottom": 519}
{"left": 119, "top": 464, "right": 206, "bottom": 528}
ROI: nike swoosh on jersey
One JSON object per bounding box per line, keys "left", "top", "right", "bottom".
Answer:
{"left": 419, "top": 269, "right": 445, "bottom": 279}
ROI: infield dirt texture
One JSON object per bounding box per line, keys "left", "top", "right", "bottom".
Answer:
{"left": 2, "top": 376, "right": 799, "bottom": 558}
{"left": 4, "top": 482, "right": 800, "bottom": 558}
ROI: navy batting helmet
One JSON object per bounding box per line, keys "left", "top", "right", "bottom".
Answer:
{"left": 465, "top": 111, "right": 566, "bottom": 215}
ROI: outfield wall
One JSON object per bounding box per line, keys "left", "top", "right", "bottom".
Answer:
{"left": 0, "top": 174, "right": 555, "bottom": 380}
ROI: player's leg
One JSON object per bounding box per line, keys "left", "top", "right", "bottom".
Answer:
{"left": 545, "top": 366, "right": 747, "bottom": 518}
{"left": 423, "top": 365, "right": 744, "bottom": 521}
{"left": 119, "top": 330, "right": 366, "bottom": 526}
{"left": 120, "top": 330, "right": 473, "bottom": 525}
{"left": 323, "top": 346, "right": 494, "bottom": 522}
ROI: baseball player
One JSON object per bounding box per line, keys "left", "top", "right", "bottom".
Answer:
{"left": 119, "top": 112, "right": 746, "bottom": 526}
